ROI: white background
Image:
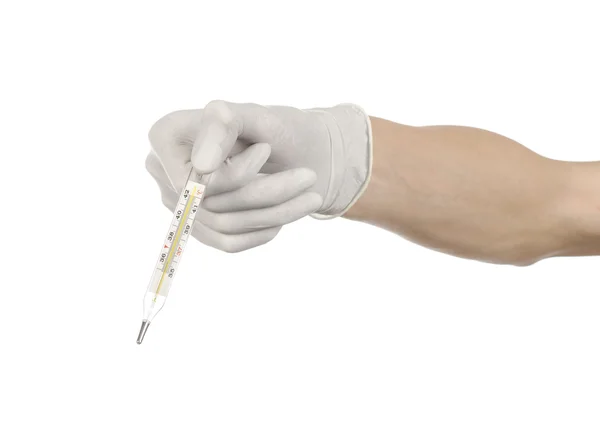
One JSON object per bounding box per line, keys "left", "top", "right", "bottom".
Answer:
{"left": 1, "top": 1, "right": 599, "bottom": 447}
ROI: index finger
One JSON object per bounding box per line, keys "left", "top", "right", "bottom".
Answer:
{"left": 148, "top": 109, "right": 203, "bottom": 191}
{"left": 191, "top": 100, "right": 284, "bottom": 174}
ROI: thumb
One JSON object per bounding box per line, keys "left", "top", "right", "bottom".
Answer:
{"left": 191, "top": 100, "right": 242, "bottom": 173}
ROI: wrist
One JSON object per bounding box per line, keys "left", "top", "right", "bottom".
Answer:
{"left": 309, "top": 104, "right": 372, "bottom": 218}
{"left": 343, "top": 116, "right": 395, "bottom": 223}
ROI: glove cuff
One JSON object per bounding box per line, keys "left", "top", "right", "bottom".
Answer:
{"left": 308, "top": 103, "right": 373, "bottom": 219}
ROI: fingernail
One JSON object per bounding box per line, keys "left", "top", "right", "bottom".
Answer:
{"left": 192, "top": 143, "right": 222, "bottom": 173}
{"left": 192, "top": 122, "right": 228, "bottom": 173}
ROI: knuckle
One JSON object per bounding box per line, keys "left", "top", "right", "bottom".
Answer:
{"left": 148, "top": 114, "right": 170, "bottom": 144}
{"left": 205, "top": 99, "right": 226, "bottom": 110}
{"left": 147, "top": 110, "right": 185, "bottom": 145}
{"left": 205, "top": 100, "right": 233, "bottom": 123}
{"left": 145, "top": 153, "right": 160, "bottom": 176}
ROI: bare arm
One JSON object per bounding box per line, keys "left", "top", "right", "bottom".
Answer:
{"left": 345, "top": 117, "right": 600, "bottom": 266}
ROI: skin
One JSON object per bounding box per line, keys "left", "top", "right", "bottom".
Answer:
{"left": 344, "top": 117, "right": 600, "bottom": 266}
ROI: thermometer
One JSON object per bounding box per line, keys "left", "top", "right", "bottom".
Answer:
{"left": 137, "top": 169, "right": 210, "bottom": 344}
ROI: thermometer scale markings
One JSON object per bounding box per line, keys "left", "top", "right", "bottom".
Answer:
{"left": 153, "top": 184, "right": 202, "bottom": 302}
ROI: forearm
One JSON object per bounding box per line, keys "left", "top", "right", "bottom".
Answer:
{"left": 345, "top": 117, "right": 600, "bottom": 265}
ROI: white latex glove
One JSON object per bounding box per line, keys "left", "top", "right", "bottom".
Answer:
{"left": 146, "top": 101, "right": 372, "bottom": 252}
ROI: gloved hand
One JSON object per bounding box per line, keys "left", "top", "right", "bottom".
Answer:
{"left": 146, "top": 101, "right": 372, "bottom": 252}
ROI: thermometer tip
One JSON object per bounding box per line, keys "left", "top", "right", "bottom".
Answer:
{"left": 136, "top": 320, "right": 150, "bottom": 345}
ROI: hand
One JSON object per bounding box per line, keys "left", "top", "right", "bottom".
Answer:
{"left": 146, "top": 101, "right": 372, "bottom": 252}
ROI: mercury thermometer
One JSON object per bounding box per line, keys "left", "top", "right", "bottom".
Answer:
{"left": 137, "top": 169, "right": 211, "bottom": 344}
